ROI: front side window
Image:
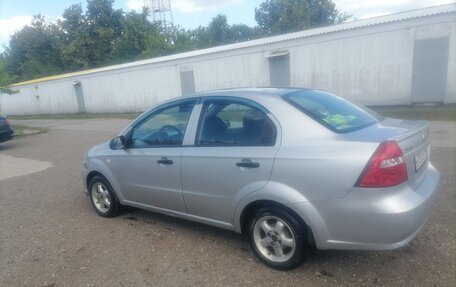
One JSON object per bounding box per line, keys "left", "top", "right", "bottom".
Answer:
{"left": 131, "top": 100, "right": 196, "bottom": 147}
{"left": 196, "top": 99, "right": 275, "bottom": 146}
{"left": 284, "top": 90, "right": 382, "bottom": 133}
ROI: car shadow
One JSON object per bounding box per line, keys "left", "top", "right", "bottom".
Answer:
{"left": 114, "top": 205, "right": 420, "bottom": 273}
{"left": 119, "top": 206, "right": 246, "bottom": 245}
{"left": 0, "top": 141, "right": 18, "bottom": 151}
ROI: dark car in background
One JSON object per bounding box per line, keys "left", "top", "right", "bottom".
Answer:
{"left": 0, "top": 115, "right": 14, "bottom": 143}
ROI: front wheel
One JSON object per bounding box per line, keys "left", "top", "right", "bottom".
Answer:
{"left": 248, "top": 207, "right": 307, "bottom": 270}
{"left": 88, "top": 176, "right": 120, "bottom": 218}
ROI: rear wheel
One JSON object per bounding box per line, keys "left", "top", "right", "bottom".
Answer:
{"left": 248, "top": 207, "right": 306, "bottom": 270}
{"left": 88, "top": 176, "right": 120, "bottom": 218}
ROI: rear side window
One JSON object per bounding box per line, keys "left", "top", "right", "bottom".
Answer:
{"left": 284, "top": 90, "right": 381, "bottom": 133}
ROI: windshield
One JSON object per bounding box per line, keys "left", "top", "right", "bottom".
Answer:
{"left": 284, "top": 90, "right": 382, "bottom": 133}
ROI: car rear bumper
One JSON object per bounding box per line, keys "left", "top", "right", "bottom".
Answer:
{"left": 0, "top": 128, "right": 14, "bottom": 143}
{"left": 291, "top": 163, "right": 440, "bottom": 250}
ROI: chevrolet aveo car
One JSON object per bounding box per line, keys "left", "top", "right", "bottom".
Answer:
{"left": 82, "top": 88, "right": 440, "bottom": 270}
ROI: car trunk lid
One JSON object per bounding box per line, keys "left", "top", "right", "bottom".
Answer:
{"left": 390, "top": 119, "right": 430, "bottom": 189}
{"left": 346, "top": 118, "right": 430, "bottom": 189}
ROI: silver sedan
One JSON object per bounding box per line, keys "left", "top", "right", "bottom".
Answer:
{"left": 82, "top": 88, "right": 440, "bottom": 270}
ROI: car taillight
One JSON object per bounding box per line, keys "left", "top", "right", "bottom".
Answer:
{"left": 356, "top": 141, "right": 408, "bottom": 188}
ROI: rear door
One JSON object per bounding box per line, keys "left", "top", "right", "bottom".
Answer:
{"left": 181, "top": 97, "right": 280, "bottom": 223}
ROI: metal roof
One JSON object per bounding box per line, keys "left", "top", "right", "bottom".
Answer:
{"left": 12, "top": 3, "right": 456, "bottom": 87}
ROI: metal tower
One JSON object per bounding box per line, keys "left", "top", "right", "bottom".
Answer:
{"left": 144, "top": 0, "right": 174, "bottom": 32}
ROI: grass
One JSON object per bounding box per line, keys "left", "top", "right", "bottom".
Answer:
{"left": 12, "top": 125, "right": 48, "bottom": 137}
{"left": 370, "top": 105, "right": 456, "bottom": 122}
{"left": 8, "top": 113, "right": 140, "bottom": 120}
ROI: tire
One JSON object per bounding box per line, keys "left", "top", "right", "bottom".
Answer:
{"left": 247, "top": 207, "right": 307, "bottom": 270}
{"left": 88, "top": 176, "right": 121, "bottom": 218}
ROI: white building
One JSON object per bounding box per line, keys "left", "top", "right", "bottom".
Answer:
{"left": 1, "top": 4, "right": 455, "bottom": 115}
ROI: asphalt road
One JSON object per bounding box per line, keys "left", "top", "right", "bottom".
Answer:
{"left": 0, "top": 119, "right": 455, "bottom": 287}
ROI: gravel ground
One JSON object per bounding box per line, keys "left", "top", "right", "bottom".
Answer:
{"left": 0, "top": 119, "right": 455, "bottom": 287}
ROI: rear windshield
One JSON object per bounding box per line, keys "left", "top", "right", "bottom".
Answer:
{"left": 284, "top": 90, "right": 382, "bottom": 133}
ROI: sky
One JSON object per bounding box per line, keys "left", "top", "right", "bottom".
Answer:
{"left": 0, "top": 0, "right": 455, "bottom": 52}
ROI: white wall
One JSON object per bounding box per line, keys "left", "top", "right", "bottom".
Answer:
{"left": 290, "top": 28, "right": 414, "bottom": 105}
{"left": 1, "top": 13, "right": 454, "bottom": 115}
{"left": 192, "top": 52, "right": 270, "bottom": 91}
{"left": 445, "top": 20, "right": 456, "bottom": 103}
{"left": 0, "top": 81, "right": 79, "bottom": 115}
{"left": 80, "top": 64, "right": 181, "bottom": 113}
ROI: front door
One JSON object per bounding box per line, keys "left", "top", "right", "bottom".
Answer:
{"left": 110, "top": 99, "right": 197, "bottom": 212}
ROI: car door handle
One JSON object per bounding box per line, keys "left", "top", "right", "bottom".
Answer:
{"left": 157, "top": 157, "right": 173, "bottom": 165}
{"left": 236, "top": 160, "right": 260, "bottom": 168}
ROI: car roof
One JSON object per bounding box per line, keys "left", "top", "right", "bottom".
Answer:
{"left": 140, "top": 87, "right": 317, "bottom": 115}
{"left": 182, "top": 87, "right": 312, "bottom": 100}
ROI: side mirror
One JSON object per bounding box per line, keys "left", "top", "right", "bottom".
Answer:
{"left": 109, "top": 135, "right": 126, "bottom": 150}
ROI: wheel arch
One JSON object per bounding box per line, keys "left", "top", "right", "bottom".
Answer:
{"left": 85, "top": 158, "right": 125, "bottom": 202}
{"left": 238, "top": 200, "right": 315, "bottom": 246}
{"left": 86, "top": 171, "right": 104, "bottom": 189}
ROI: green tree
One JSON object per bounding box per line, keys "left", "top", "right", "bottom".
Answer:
{"left": 187, "top": 26, "right": 211, "bottom": 49}
{"left": 208, "top": 14, "right": 231, "bottom": 46}
{"left": 229, "top": 24, "right": 260, "bottom": 43}
{"left": 184, "top": 14, "right": 259, "bottom": 50}
{"left": 59, "top": 3, "right": 91, "bottom": 70}
{"left": 85, "top": 0, "right": 123, "bottom": 66}
{"left": 112, "top": 8, "right": 163, "bottom": 61}
{"left": 4, "top": 15, "right": 64, "bottom": 82}
{"left": 141, "top": 32, "right": 169, "bottom": 58}
{"left": 0, "top": 56, "right": 9, "bottom": 86}
{"left": 0, "top": 55, "right": 17, "bottom": 94}
{"left": 165, "top": 26, "right": 197, "bottom": 54}
{"left": 1, "top": 1, "right": 266, "bottom": 83}
{"left": 255, "top": 0, "right": 349, "bottom": 35}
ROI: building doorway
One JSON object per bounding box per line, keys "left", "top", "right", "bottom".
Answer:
{"left": 411, "top": 37, "right": 449, "bottom": 103}
{"left": 73, "top": 81, "right": 86, "bottom": 113}
{"left": 269, "top": 54, "right": 290, "bottom": 87}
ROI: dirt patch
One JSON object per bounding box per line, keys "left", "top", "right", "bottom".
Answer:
{"left": 0, "top": 119, "right": 454, "bottom": 287}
